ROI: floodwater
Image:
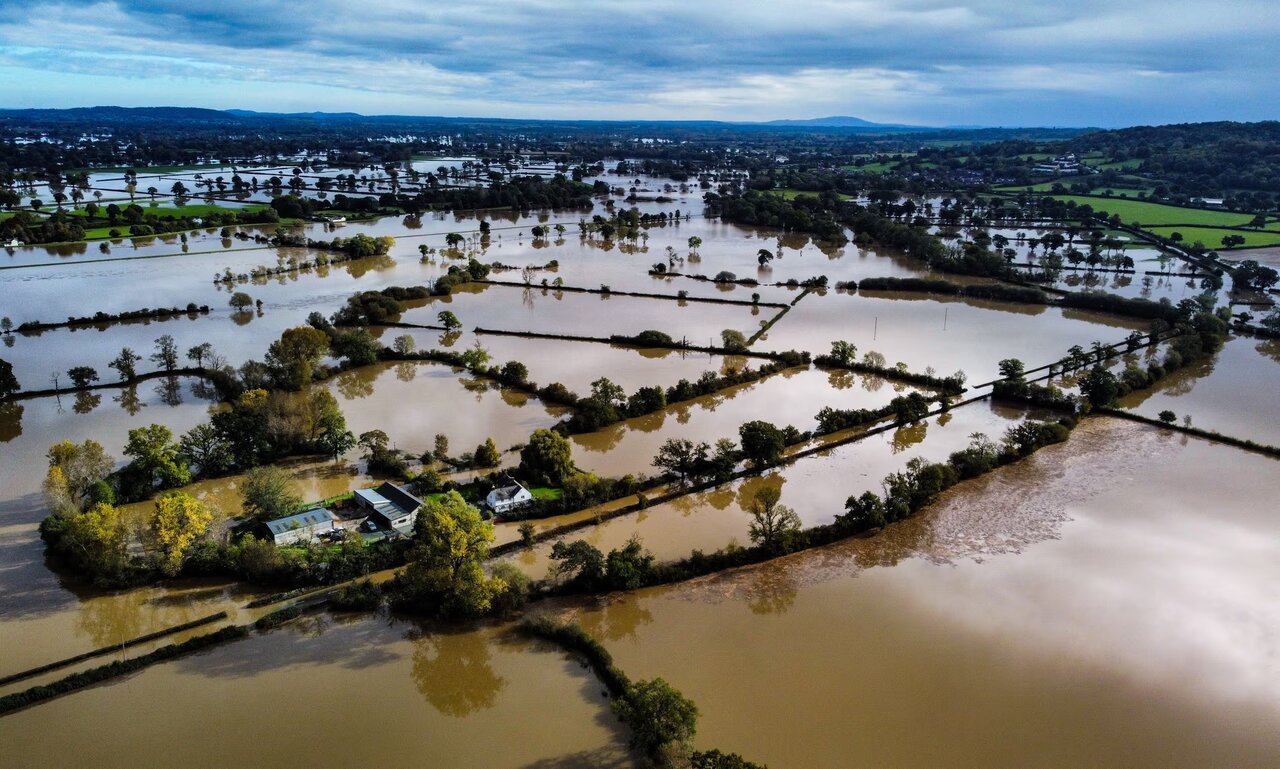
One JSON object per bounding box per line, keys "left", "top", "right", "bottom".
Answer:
{"left": 0, "top": 614, "right": 631, "bottom": 769}
{"left": 570, "top": 366, "right": 934, "bottom": 478}
{"left": 1120, "top": 334, "right": 1280, "bottom": 445}
{"left": 514, "top": 399, "right": 1031, "bottom": 579}
{"left": 560, "top": 418, "right": 1280, "bottom": 768}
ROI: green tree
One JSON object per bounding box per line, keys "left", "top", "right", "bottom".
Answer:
{"left": 746, "top": 486, "right": 801, "bottom": 553}
{"left": 652, "top": 438, "right": 708, "bottom": 481}
{"left": 178, "top": 423, "right": 234, "bottom": 477}
{"left": 842, "top": 491, "right": 887, "bottom": 530}
{"left": 122, "top": 424, "right": 190, "bottom": 495}
{"left": 241, "top": 465, "right": 303, "bottom": 522}
{"left": 614, "top": 677, "right": 699, "bottom": 757}
{"left": 109, "top": 347, "right": 141, "bottom": 380}
{"left": 399, "top": 491, "right": 502, "bottom": 617}
{"left": 474, "top": 437, "right": 501, "bottom": 468}
{"left": 151, "top": 335, "right": 179, "bottom": 372}
{"left": 997, "top": 358, "right": 1026, "bottom": 382}
{"left": 604, "top": 536, "right": 654, "bottom": 589}
{"left": 518, "top": 428, "right": 575, "bottom": 486}
{"left": 265, "top": 326, "right": 330, "bottom": 390}
{"left": 186, "top": 342, "right": 214, "bottom": 368}
{"left": 437, "top": 310, "right": 462, "bottom": 330}
{"left": 1080, "top": 366, "right": 1121, "bottom": 407}
{"left": 549, "top": 539, "right": 606, "bottom": 588}
{"left": 829, "top": 340, "right": 857, "bottom": 365}
{"left": 738, "top": 421, "right": 786, "bottom": 467}
{"left": 313, "top": 394, "right": 356, "bottom": 458}
{"left": 393, "top": 335, "right": 416, "bottom": 355}
{"left": 720, "top": 329, "right": 748, "bottom": 351}
{"left": 229, "top": 292, "right": 254, "bottom": 312}
{"left": 433, "top": 433, "right": 450, "bottom": 460}
{"left": 459, "top": 340, "right": 490, "bottom": 370}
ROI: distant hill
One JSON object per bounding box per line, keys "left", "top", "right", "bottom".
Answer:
{"left": 0, "top": 106, "right": 243, "bottom": 123}
{"left": 762, "top": 115, "right": 921, "bottom": 129}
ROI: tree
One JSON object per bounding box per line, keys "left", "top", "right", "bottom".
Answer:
{"left": 1158, "top": 410, "right": 1177, "bottom": 424}
{"left": 46, "top": 439, "right": 114, "bottom": 510}
{"left": 475, "top": 437, "right": 501, "bottom": 468}
{"left": 148, "top": 493, "right": 214, "bottom": 576}
{"left": 518, "top": 428, "right": 575, "bottom": 486}
{"left": 62, "top": 502, "right": 130, "bottom": 579}
{"left": 499, "top": 360, "right": 528, "bottom": 384}
{"left": 549, "top": 539, "right": 606, "bottom": 588}
{"left": 122, "top": 424, "right": 190, "bottom": 495}
{"left": 313, "top": 394, "right": 356, "bottom": 459}
{"left": 186, "top": 343, "right": 214, "bottom": 368}
{"left": 605, "top": 536, "right": 654, "bottom": 589}
{"left": 652, "top": 438, "right": 708, "bottom": 481}
{"left": 178, "top": 423, "right": 234, "bottom": 477}
{"left": 613, "top": 677, "right": 699, "bottom": 757}
{"left": 393, "top": 335, "right": 416, "bottom": 355}
{"left": 241, "top": 465, "right": 303, "bottom": 522}
{"left": 399, "top": 491, "right": 503, "bottom": 617}
{"left": 265, "top": 326, "right": 330, "bottom": 390}
{"left": 459, "top": 340, "right": 490, "bottom": 370}
{"left": 1079, "top": 366, "right": 1121, "bottom": 407}
{"left": 997, "top": 358, "right": 1025, "bottom": 382}
{"left": 66, "top": 366, "right": 98, "bottom": 388}
{"left": 445, "top": 232, "right": 464, "bottom": 248}
{"left": 720, "top": 329, "right": 748, "bottom": 352}
{"left": 229, "top": 292, "right": 254, "bottom": 312}
{"left": 433, "top": 433, "right": 450, "bottom": 460}
{"left": 0, "top": 357, "right": 16, "bottom": 398}
{"left": 746, "top": 486, "right": 801, "bottom": 553}
{"left": 738, "top": 421, "right": 786, "bottom": 467}
{"left": 842, "top": 491, "right": 887, "bottom": 530}
{"left": 332, "top": 329, "right": 379, "bottom": 366}
{"left": 437, "top": 310, "right": 462, "bottom": 330}
{"left": 151, "top": 335, "right": 179, "bottom": 372}
{"left": 829, "top": 341, "right": 857, "bottom": 365}
{"left": 109, "top": 348, "right": 141, "bottom": 380}
{"left": 757, "top": 248, "right": 774, "bottom": 266}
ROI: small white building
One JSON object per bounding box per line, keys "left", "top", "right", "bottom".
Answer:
{"left": 485, "top": 476, "right": 534, "bottom": 515}
{"left": 263, "top": 507, "right": 336, "bottom": 546}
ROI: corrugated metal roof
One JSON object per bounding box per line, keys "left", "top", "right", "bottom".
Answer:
{"left": 265, "top": 507, "right": 334, "bottom": 536}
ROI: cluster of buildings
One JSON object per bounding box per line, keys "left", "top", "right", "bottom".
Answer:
{"left": 258, "top": 476, "right": 535, "bottom": 546}
{"left": 1032, "top": 153, "right": 1083, "bottom": 175}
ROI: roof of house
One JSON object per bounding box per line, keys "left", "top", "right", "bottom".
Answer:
{"left": 488, "top": 476, "right": 530, "bottom": 502}
{"left": 265, "top": 507, "right": 334, "bottom": 538}
{"left": 376, "top": 482, "right": 423, "bottom": 515}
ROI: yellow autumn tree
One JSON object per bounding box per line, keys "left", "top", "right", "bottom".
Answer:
{"left": 43, "top": 465, "right": 76, "bottom": 517}
{"left": 64, "top": 502, "right": 130, "bottom": 579}
{"left": 148, "top": 492, "right": 214, "bottom": 576}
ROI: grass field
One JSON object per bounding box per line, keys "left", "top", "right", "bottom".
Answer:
{"left": 1043, "top": 195, "right": 1255, "bottom": 227}
{"left": 769, "top": 188, "right": 853, "bottom": 200}
{"left": 65, "top": 202, "right": 271, "bottom": 219}
{"left": 1146, "top": 226, "right": 1280, "bottom": 250}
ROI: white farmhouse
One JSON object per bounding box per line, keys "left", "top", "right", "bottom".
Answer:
{"left": 485, "top": 476, "right": 534, "bottom": 515}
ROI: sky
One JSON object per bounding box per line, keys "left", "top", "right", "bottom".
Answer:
{"left": 0, "top": 0, "right": 1275, "bottom": 127}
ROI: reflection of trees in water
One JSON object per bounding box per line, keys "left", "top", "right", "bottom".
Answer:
{"left": 336, "top": 370, "right": 374, "bottom": 399}
{"left": 735, "top": 473, "right": 786, "bottom": 513}
{"left": 860, "top": 373, "right": 885, "bottom": 393}
{"left": 394, "top": 362, "right": 418, "bottom": 383}
{"left": 438, "top": 330, "right": 462, "bottom": 348}
{"left": 746, "top": 566, "right": 797, "bottom": 616}
{"left": 579, "top": 596, "right": 655, "bottom": 642}
{"left": 410, "top": 629, "right": 507, "bottom": 717}
{"left": 115, "top": 385, "right": 144, "bottom": 415}
{"left": 890, "top": 421, "right": 928, "bottom": 454}
{"left": 73, "top": 391, "right": 101, "bottom": 414}
{"left": 827, "top": 370, "right": 854, "bottom": 390}
{"left": 155, "top": 376, "right": 184, "bottom": 406}
{"left": 1256, "top": 339, "right": 1280, "bottom": 364}
{"left": 0, "top": 402, "right": 23, "bottom": 442}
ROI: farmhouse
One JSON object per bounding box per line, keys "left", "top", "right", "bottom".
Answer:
{"left": 355, "top": 482, "right": 423, "bottom": 533}
{"left": 262, "top": 507, "right": 336, "bottom": 546}
{"left": 485, "top": 475, "right": 534, "bottom": 515}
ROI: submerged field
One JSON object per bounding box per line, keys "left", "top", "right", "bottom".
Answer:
{"left": 1, "top": 168, "right": 1277, "bottom": 769}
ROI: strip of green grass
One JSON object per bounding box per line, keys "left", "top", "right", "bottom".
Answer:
{"left": 1043, "top": 195, "right": 1255, "bottom": 227}
{"left": 1146, "top": 226, "right": 1280, "bottom": 249}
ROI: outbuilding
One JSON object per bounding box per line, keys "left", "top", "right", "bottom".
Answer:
{"left": 262, "top": 507, "right": 336, "bottom": 546}
{"left": 354, "top": 482, "right": 423, "bottom": 533}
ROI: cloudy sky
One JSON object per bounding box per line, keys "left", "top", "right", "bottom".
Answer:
{"left": 0, "top": 0, "right": 1275, "bottom": 127}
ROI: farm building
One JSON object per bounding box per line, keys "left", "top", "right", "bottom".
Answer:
{"left": 355, "top": 482, "right": 424, "bottom": 533}
{"left": 262, "top": 507, "right": 336, "bottom": 546}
